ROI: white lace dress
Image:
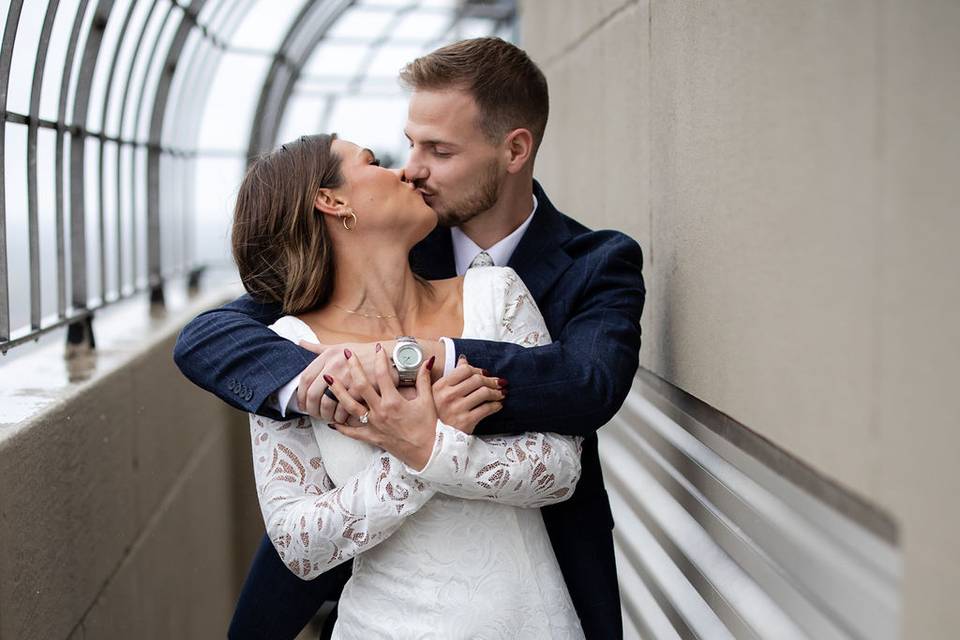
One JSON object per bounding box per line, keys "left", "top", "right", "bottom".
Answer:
{"left": 249, "top": 267, "right": 585, "bottom": 639}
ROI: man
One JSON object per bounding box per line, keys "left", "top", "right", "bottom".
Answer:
{"left": 174, "top": 37, "right": 644, "bottom": 639}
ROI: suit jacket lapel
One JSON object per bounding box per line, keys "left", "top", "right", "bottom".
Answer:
{"left": 507, "top": 183, "right": 574, "bottom": 302}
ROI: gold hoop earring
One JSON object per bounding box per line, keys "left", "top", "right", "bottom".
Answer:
{"left": 341, "top": 208, "right": 358, "bottom": 231}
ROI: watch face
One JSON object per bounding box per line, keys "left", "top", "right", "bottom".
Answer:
{"left": 396, "top": 345, "right": 422, "bottom": 368}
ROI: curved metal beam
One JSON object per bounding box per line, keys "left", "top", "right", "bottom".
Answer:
{"left": 246, "top": 0, "right": 354, "bottom": 160}
{"left": 0, "top": 0, "right": 24, "bottom": 341}
{"left": 69, "top": 0, "right": 116, "bottom": 310}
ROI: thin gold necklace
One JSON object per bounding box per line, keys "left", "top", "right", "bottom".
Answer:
{"left": 330, "top": 302, "right": 398, "bottom": 320}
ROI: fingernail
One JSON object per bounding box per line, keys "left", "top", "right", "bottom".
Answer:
{"left": 498, "top": 378, "right": 509, "bottom": 388}
{"left": 482, "top": 369, "right": 491, "bottom": 376}
{"left": 327, "top": 423, "right": 336, "bottom": 430}
{"left": 323, "top": 374, "right": 334, "bottom": 385}
{"left": 426, "top": 355, "right": 436, "bottom": 371}
{"left": 344, "top": 348, "right": 352, "bottom": 359}
{"left": 375, "top": 343, "right": 382, "bottom": 352}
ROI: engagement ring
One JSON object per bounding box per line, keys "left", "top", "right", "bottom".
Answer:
{"left": 359, "top": 412, "right": 369, "bottom": 425}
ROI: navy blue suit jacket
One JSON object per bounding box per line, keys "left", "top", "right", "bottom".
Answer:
{"left": 174, "top": 182, "right": 645, "bottom": 639}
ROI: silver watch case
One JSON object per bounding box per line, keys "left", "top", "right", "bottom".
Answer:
{"left": 391, "top": 336, "right": 423, "bottom": 386}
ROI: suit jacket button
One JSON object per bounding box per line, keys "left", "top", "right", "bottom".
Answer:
{"left": 245, "top": 390, "right": 253, "bottom": 401}
{"left": 228, "top": 379, "right": 235, "bottom": 391}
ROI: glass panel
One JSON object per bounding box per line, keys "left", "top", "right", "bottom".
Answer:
{"left": 389, "top": 10, "right": 450, "bottom": 41}
{"left": 304, "top": 41, "right": 369, "bottom": 78}
{"left": 61, "top": 130, "right": 73, "bottom": 310}
{"left": 36, "top": 127, "right": 59, "bottom": 321}
{"left": 99, "top": 140, "right": 118, "bottom": 299}
{"left": 276, "top": 91, "right": 328, "bottom": 143}
{"left": 162, "top": 28, "right": 203, "bottom": 148}
{"left": 356, "top": 0, "right": 411, "bottom": 7}
{"left": 364, "top": 44, "right": 423, "bottom": 78}
{"left": 103, "top": 0, "right": 154, "bottom": 137}
{"left": 131, "top": 145, "right": 147, "bottom": 288}
{"left": 117, "top": 142, "right": 134, "bottom": 292}
{"left": 196, "top": 50, "right": 269, "bottom": 151}
{"left": 7, "top": 0, "right": 49, "bottom": 116}
{"left": 326, "top": 95, "right": 409, "bottom": 168}
{"left": 229, "top": 0, "right": 309, "bottom": 49}
{"left": 40, "top": 0, "right": 82, "bottom": 121}
{"left": 327, "top": 8, "right": 396, "bottom": 39}
{"left": 63, "top": 0, "right": 97, "bottom": 125}
{"left": 86, "top": 0, "right": 131, "bottom": 132}
{"left": 83, "top": 137, "right": 101, "bottom": 304}
{"left": 5, "top": 123, "right": 30, "bottom": 333}
{"left": 121, "top": 0, "right": 166, "bottom": 140}
{"left": 192, "top": 155, "right": 244, "bottom": 271}
{"left": 453, "top": 17, "right": 496, "bottom": 41}
{"left": 135, "top": 4, "right": 181, "bottom": 141}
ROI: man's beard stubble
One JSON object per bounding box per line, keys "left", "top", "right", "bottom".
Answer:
{"left": 432, "top": 159, "right": 502, "bottom": 228}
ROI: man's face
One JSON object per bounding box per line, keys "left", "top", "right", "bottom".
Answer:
{"left": 403, "top": 88, "right": 505, "bottom": 227}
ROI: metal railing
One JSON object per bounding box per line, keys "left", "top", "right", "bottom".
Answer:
{"left": 0, "top": 0, "right": 250, "bottom": 353}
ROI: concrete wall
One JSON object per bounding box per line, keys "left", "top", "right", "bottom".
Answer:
{"left": 0, "top": 289, "right": 261, "bottom": 639}
{"left": 521, "top": 0, "right": 960, "bottom": 636}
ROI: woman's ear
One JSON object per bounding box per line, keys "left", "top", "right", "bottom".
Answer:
{"left": 314, "top": 188, "right": 345, "bottom": 216}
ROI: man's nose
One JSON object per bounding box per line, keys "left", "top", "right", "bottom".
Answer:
{"left": 390, "top": 167, "right": 404, "bottom": 180}
{"left": 403, "top": 154, "right": 429, "bottom": 183}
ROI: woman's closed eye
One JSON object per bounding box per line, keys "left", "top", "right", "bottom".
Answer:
{"left": 369, "top": 157, "right": 381, "bottom": 167}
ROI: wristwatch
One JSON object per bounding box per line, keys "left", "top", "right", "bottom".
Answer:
{"left": 391, "top": 336, "right": 424, "bottom": 386}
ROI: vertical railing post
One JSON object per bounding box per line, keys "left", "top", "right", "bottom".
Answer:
{"left": 0, "top": 1, "right": 25, "bottom": 347}
{"left": 67, "top": 0, "right": 116, "bottom": 351}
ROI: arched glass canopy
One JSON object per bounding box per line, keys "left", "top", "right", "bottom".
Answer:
{"left": 0, "top": 0, "right": 516, "bottom": 353}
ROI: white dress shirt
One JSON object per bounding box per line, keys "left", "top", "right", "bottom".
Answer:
{"left": 274, "top": 195, "right": 539, "bottom": 415}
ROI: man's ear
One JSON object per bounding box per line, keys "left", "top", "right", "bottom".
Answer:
{"left": 314, "top": 188, "right": 346, "bottom": 215}
{"left": 503, "top": 128, "right": 534, "bottom": 174}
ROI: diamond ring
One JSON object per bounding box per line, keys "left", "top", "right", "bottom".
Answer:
{"left": 359, "top": 412, "right": 369, "bottom": 425}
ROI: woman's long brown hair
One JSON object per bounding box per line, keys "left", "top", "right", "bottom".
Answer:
{"left": 231, "top": 134, "right": 343, "bottom": 315}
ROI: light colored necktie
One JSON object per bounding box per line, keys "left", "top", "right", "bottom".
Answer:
{"left": 468, "top": 251, "right": 494, "bottom": 269}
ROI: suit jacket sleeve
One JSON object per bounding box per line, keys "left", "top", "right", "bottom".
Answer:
{"left": 173, "top": 294, "right": 317, "bottom": 420}
{"left": 453, "top": 234, "right": 645, "bottom": 438}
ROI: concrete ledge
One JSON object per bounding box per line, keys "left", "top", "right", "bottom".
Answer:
{"left": 0, "top": 282, "right": 261, "bottom": 639}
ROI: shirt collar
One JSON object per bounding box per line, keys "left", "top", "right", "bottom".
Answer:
{"left": 451, "top": 195, "right": 538, "bottom": 276}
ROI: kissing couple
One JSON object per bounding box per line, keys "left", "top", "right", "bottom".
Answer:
{"left": 175, "top": 37, "right": 645, "bottom": 639}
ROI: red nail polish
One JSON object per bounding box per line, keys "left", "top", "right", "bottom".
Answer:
{"left": 426, "top": 355, "right": 436, "bottom": 371}
{"left": 498, "top": 378, "right": 509, "bottom": 388}
{"left": 375, "top": 343, "right": 382, "bottom": 352}
{"left": 482, "top": 369, "right": 491, "bottom": 376}
{"left": 344, "top": 348, "right": 352, "bottom": 359}
{"left": 323, "top": 374, "right": 334, "bottom": 385}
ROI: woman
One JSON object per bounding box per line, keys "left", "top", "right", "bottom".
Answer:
{"left": 234, "top": 134, "right": 585, "bottom": 638}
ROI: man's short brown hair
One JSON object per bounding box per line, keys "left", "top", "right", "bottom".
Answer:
{"left": 400, "top": 37, "right": 549, "bottom": 153}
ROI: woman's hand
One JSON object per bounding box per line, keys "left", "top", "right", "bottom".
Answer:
{"left": 325, "top": 345, "right": 438, "bottom": 470}
{"left": 432, "top": 356, "right": 507, "bottom": 434}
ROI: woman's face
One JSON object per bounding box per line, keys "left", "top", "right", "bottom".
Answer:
{"left": 330, "top": 139, "right": 437, "bottom": 242}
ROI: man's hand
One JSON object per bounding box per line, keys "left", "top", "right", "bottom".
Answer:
{"left": 432, "top": 355, "right": 506, "bottom": 434}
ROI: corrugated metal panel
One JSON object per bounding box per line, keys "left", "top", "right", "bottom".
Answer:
{"left": 601, "top": 369, "right": 901, "bottom": 639}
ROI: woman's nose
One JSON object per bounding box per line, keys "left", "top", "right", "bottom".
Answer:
{"left": 390, "top": 168, "right": 404, "bottom": 180}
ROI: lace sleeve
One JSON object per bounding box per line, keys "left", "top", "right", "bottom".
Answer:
{"left": 409, "top": 267, "right": 583, "bottom": 508}
{"left": 410, "top": 420, "right": 582, "bottom": 507}
{"left": 251, "top": 413, "right": 436, "bottom": 580}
